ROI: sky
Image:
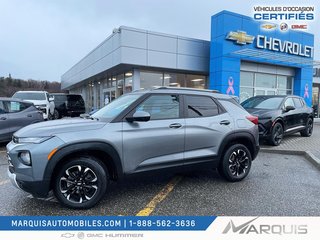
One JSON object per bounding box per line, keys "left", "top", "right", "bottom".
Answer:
{"left": 0, "top": 0, "right": 319, "bottom": 82}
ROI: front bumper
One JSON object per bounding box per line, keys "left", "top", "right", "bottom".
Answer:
{"left": 258, "top": 120, "right": 273, "bottom": 138}
{"left": 35, "top": 106, "right": 49, "bottom": 119}
{"left": 7, "top": 169, "right": 21, "bottom": 190}
{"left": 6, "top": 136, "right": 65, "bottom": 197}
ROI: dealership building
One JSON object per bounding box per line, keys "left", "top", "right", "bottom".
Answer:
{"left": 61, "top": 10, "right": 316, "bottom": 111}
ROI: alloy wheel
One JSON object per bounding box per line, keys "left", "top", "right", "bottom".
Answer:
{"left": 228, "top": 149, "right": 249, "bottom": 177}
{"left": 59, "top": 165, "right": 98, "bottom": 204}
{"left": 273, "top": 124, "right": 283, "bottom": 145}
{"left": 307, "top": 119, "right": 313, "bottom": 135}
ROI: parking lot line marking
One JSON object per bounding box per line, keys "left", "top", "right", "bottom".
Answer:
{"left": 136, "top": 176, "right": 182, "bottom": 216}
{"left": 0, "top": 180, "right": 9, "bottom": 186}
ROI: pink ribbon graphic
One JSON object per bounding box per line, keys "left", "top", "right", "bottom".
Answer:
{"left": 304, "top": 83, "right": 309, "bottom": 98}
{"left": 226, "top": 77, "right": 235, "bottom": 95}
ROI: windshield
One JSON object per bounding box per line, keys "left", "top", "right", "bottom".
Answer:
{"left": 92, "top": 93, "right": 142, "bottom": 120}
{"left": 13, "top": 92, "right": 46, "bottom": 101}
{"left": 241, "top": 97, "right": 284, "bottom": 110}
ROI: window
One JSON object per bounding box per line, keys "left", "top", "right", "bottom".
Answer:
{"left": 241, "top": 97, "right": 283, "bottom": 110}
{"left": 284, "top": 98, "right": 295, "bottom": 108}
{"left": 163, "top": 73, "right": 185, "bottom": 87}
{"left": 5, "top": 101, "right": 30, "bottom": 113}
{"left": 293, "top": 98, "right": 303, "bottom": 108}
{"left": 255, "top": 73, "right": 277, "bottom": 88}
{"left": 186, "top": 95, "right": 219, "bottom": 118}
{"left": 137, "top": 94, "right": 180, "bottom": 120}
{"left": 186, "top": 74, "right": 206, "bottom": 89}
{"left": 12, "top": 92, "right": 46, "bottom": 100}
{"left": 140, "top": 71, "right": 163, "bottom": 89}
{"left": 0, "top": 101, "right": 5, "bottom": 114}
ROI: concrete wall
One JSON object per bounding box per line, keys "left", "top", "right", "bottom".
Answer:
{"left": 61, "top": 26, "right": 210, "bottom": 90}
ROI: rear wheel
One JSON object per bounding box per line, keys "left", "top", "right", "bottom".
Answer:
{"left": 53, "top": 156, "right": 108, "bottom": 209}
{"left": 218, "top": 144, "right": 252, "bottom": 182}
{"left": 268, "top": 122, "right": 283, "bottom": 146}
{"left": 300, "top": 118, "right": 313, "bottom": 137}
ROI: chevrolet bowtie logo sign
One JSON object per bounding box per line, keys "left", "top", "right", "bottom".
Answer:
{"left": 226, "top": 31, "right": 255, "bottom": 45}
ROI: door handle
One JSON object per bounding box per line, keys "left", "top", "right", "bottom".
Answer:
{"left": 220, "top": 120, "right": 230, "bottom": 125}
{"left": 169, "top": 123, "right": 182, "bottom": 129}
{"left": 0, "top": 117, "right": 7, "bottom": 120}
{"left": 27, "top": 114, "right": 32, "bottom": 117}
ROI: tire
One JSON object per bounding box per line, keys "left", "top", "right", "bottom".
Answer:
{"left": 53, "top": 156, "right": 108, "bottom": 209}
{"left": 300, "top": 118, "right": 313, "bottom": 137}
{"left": 48, "top": 112, "right": 54, "bottom": 120}
{"left": 53, "top": 109, "right": 60, "bottom": 119}
{"left": 268, "top": 122, "right": 283, "bottom": 146}
{"left": 218, "top": 144, "right": 252, "bottom": 182}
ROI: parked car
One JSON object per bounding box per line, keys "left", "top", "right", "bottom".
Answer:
{"left": 51, "top": 93, "right": 85, "bottom": 119}
{"left": 0, "top": 98, "right": 43, "bottom": 142}
{"left": 12, "top": 91, "right": 55, "bottom": 120}
{"left": 7, "top": 87, "right": 259, "bottom": 209}
{"left": 241, "top": 95, "right": 314, "bottom": 146}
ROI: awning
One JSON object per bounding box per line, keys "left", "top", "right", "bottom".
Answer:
{"left": 230, "top": 48, "right": 320, "bottom": 67}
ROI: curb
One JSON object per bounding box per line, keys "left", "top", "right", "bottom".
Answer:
{"left": 305, "top": 151, "right": 320, "bottom": 171}
{"left": 260, "top": 148, "right": 320, "bottom": 170}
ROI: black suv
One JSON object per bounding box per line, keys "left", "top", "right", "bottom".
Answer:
{"left": 241, "top": 95, "right": 314, "bottom": 146}
{"left": 51, "top": 93, "right": 85, "bottom": 119}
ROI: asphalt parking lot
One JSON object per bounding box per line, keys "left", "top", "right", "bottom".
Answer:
{"left": 0, "top": 144, "right": 319, "bottom": 216}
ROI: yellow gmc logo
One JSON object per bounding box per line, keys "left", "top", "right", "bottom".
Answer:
{"left": 226, "top": 31, "right": 255, "bottom": 45}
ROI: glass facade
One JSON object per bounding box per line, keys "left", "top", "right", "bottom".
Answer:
{"left": 81, "top": 69, "right": 207, "bottom": 112}
{"left": 240, "top": 71, "right": 293, "bottom": 103}
{"left": 140, "top": 70, "right": 207, "bottom": 90}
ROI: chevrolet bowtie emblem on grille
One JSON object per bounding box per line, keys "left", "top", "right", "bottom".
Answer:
{"left": 226, "top": 31, "right": 254, "bottom": 45}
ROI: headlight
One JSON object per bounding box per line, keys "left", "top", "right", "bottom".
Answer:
{"left": 13, "top": 136, "right": 52, "bottom": 144}
{"left": 19, "top": 151, "right": 31, "bottom": 166}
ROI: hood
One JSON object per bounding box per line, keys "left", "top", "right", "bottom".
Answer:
{"left": 14, "top": 118, "right": 107, "bottom": 138}
{"left": 245, "top": 108, "right": 280, "bottom": 118}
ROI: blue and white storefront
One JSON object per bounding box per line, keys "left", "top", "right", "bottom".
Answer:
{"left": 210, "top": 11, "right": 314, "bottom": 106}
{"left": 61, "top": 10, "right": 315, "bottom": 110}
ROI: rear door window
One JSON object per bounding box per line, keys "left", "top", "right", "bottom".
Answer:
{"left": 185, "top": 95, "right": 219, "bottom": 118}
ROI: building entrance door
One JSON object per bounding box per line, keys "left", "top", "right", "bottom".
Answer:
{"left": 103, "top": 88, "right": 116, "bottom": 105}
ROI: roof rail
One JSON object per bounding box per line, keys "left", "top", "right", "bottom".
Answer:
{"left": 154, "top": 86, "right": 220, "bottom": 93}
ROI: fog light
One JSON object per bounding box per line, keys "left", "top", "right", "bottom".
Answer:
{"left": 19, "top": 152, "right": 31, "bottom": 166}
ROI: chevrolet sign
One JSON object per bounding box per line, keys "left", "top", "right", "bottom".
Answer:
{"left": 226, "top": 31, "right": 255, "bottom": 45}
{"left": 256, "top": 35, "right": 314, "bottom": 58}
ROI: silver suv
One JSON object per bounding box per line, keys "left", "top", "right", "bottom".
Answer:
{"left": 7, "top": 88, "right": 259, "bottom": 209}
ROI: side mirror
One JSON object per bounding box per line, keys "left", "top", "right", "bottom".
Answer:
{"left": 49, "top": 96, "right": 54, "bottom": 102}
{"left": 285, "top": 105, "right": 295, "bottom": 112}
{"left": 126, "top": 111, "right": 151, "bottom": 122}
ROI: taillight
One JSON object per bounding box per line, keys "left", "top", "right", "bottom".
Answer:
{"left": 246, "top": 115, "right": 259, "bottom": 125}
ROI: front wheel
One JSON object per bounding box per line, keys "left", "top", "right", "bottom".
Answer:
{"left": 268, "top": 122, "right": 283, "bottom": 146}
{"left": 218, "top": 144, "right": 252, "bottom": 182}
{"left": 53, "top": 156, "right": 108, "bottom": 209}
{"left": 300, "top": 118, "right": 313, "bottom": 137}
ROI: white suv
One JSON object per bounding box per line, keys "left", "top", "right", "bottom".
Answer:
{"left": 12, "top": 91, "right": 55, "bottom": 120}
